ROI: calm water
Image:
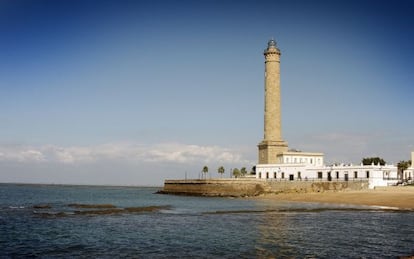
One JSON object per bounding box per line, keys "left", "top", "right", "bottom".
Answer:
{"left": 0, "top": 183, "right": 413, "bottom": 258}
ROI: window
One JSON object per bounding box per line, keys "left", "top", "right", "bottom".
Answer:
{"left": 274, "top": 172, "right": 277, "bottom": 178}
{"left": 258, "top": 172, "right": 262, "bottom": 178}
{"left": 282, "top": 172, "right": 285, "bottom": 179}
{"left": 336, "top": 171, "right": 339, "bottom": 179}
{"left": 310, "top": 158, "right": 313, "bottom": 164}
{"left": 298, "top": 171, "right": 301, "bottom": 180}
{"left": 366, "top": 171, "right": 370, "bottom": 178}
{"left": 266, "top": 172, "right": 269, "bottom": 179}
{"left": 354, "top": 171, "right": 358, "bottom": 179}
{"left": 317, "top": 172, "right": 323, "bottom": 179}
{"left": 294, "top": 158, "right": 297, "bottom": 163}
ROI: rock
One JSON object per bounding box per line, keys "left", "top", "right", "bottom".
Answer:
{"left": 67, "top": 203, "right": 116, "bottom": 209}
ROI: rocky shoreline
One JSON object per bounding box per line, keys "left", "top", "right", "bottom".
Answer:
{"left": 32, "top": 203, "right": 170, "bottom": 218}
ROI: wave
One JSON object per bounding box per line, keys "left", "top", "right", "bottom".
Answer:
{"left": 32, "top": 204, "right": 172, "bottom": 218}
{"left": 203, "top": 207, "right": 414, "bottom": 215}
{"left": 8, "top": 206, "right": 25, "bottom": 209}
{"left": 33, "top": 211, "right": 68, "bottom": 218}
{"left": 158, "top": 208, "right": 200, "bottom": 215}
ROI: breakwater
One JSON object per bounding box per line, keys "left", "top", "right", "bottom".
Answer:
{"left": 160, "top": 179, "right": 369, "bottom": 197}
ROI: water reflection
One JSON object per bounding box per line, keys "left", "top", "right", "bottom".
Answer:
{"left": 256, "top": 211, "right": 297, "bottom": 258}
{"left": 252, "top": 200, "right": 414, "bottom": 258}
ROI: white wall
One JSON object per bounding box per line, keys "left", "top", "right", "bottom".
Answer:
{"left": 279, "top": 154, "right": 324, "bottom": 166}
{"left": 412, "top": 151, "right": 414, "bottom": 167}
{"left": 256, "top": 163, "right": 398, "bottom": 188}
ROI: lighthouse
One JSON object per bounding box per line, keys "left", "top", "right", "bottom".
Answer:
{"left": 258, "top": 39, "right": 288, "bottom": 164}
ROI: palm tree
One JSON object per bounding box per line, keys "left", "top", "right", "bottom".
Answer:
{"left": 240, "top": 167, "right": 247, "bottom": 177}
{"left": 397, "top": 160, "right": 411, "bottom": 180}
{"left": 232, "top": 168, "right": 240, "bottom": 178}
{"left": 218, "top": 166, "right": 225, "bottom": 178}
{"left": 202, "top": 166, "right": 209, "bottom": 179}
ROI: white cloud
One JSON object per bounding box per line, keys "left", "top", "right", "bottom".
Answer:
{"left": 0, "top": 146, "right": 46, "bottom": 163}
{"left": 0, "top": 142, "right": 253, "bottom": 166}
{"left": 143, "top": 143, "right": 251, "bottom": 165}
{"left": 20, "top": 149, "right": 46, "bottom": 162}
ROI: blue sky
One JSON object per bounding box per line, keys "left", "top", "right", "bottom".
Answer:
{"left": 1, "top": 0, "right": 413, "bottom": 186}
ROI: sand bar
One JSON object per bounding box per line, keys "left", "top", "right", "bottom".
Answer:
{"left": 254, "top": 186, "right": 414, "bottom": 209}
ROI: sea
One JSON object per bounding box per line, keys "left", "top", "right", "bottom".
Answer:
{"left": 0, "top": 183, "right": 413, "bottom": 258}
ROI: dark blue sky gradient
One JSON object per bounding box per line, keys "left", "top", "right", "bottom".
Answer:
{"left": 0, "top": 0, "right": 413, "bottom": 184}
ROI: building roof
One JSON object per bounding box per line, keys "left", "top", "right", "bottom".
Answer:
{"left": 278, "top": 151, "right": 324, "bottom": 157}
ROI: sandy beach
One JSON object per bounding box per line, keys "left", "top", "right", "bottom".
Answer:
{"left": 254, "top": 186, "right": 414, "bottom": 209}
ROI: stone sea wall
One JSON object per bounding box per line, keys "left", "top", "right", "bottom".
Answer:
{"left": 160, "top": 179, "right": 369, "bottom": 197}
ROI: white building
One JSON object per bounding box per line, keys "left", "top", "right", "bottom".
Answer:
{"left": 276, "top": 151, "right": 324, "bottom": 166}
{"left": 256, "top": 152, "right": 399, "bottom": 189}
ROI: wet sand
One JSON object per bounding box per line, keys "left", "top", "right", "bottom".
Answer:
{"left": 254, "top": 186, "right": 414, "bottom": 209}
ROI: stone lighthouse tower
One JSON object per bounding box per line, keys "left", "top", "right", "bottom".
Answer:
{"left": 258, "top": 39, "right": 288, "bottom": 164}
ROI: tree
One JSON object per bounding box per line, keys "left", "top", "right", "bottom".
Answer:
{"left": 397, "top": 160, "right": 411, "bottom": 179}
{"left": 217, "top": 166, "right": 225, "bottom": 178}
{"left": 202, "top": 166, "right": 208, "bottom": 179}
{"left": 240, "top": 167, "right": 247, "bottom": 176}
{"left": 250, "top": 166, "right": 256, "bottom": 175}
{"left": 362, "top": 157, "right": 386, "bottom": 166}
{"left": 232, "top": 168, "right": 241, "bottom": 178}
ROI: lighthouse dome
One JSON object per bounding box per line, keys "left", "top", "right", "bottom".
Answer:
{"left": 268, "top": 39, "right": 276, "bottom": 47}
